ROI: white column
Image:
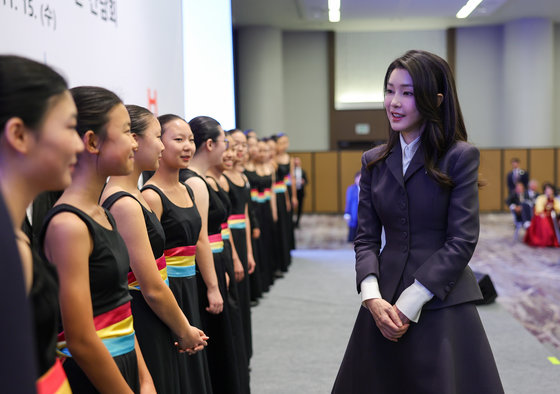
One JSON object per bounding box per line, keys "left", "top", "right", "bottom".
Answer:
{"left": 237, "top": 26, "right": 284, "bottom": 135}
{"left": 504, "top": 18, "right": 554, "bottom": 147}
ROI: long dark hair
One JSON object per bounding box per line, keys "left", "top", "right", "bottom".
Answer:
{"left": 0, "top": 55, "right": 68, "bottom": 132}
{"left": 368, "top": 50, "right": 467, "bottom": 187}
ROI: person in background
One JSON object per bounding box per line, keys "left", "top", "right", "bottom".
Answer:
{"left": 506, "top": 157, "right": 528, "bottom": 195}
{"left": 524, "top": 183, "right": 560, "bottom": 247}
{"left": 344, "top": 171, "right": 361, "bottom": 242}
{"left": 293, "top": 156, "right": 307, "bottom": 228}
{"left": 332, "top": 50, "right": 503, "bottom": 393}
{"left": 527, "top": 179, "right": 540, "bottom": 205}
{"left": 506, "top": 181, "right": 532, "bottom": 228}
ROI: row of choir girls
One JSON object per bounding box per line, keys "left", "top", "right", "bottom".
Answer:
{"left": 0, "top": 55, "right": 296, "bottom": 394}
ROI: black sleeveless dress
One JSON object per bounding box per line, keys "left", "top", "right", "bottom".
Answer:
{"left": 102, "top": 191, "right": 180, "bottom": 394}
{"left": 255, "top": 173, "right": 277, "bottom": 288}
{"left": 224, "top": 174, "right": 253, "bottom": 360}
{"left": 277, "top": 162, "right": 296, "bottom": 250}
{"left": 243, "top": 169, "right": 265, "bottom": 297}
{"left": 0, "top": 193, "right": 37, "bottom": 393}
{"left": 140, "top": 184, "right": 212, "bottom": 394}
{"left": 182, "top": 169, "right": 249, "bottom": 394}
{"left": 274, "top": 164, "right": 292, "bottom": 271}
{"left": 40, "top": 204, "right": 138, "bottom": 393}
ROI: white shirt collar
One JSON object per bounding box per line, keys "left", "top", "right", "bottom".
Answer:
{"left": 400, "top": 133, "right": 421, "bottom": 176}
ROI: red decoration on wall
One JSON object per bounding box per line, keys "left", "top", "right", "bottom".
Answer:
{"left": 147, "top": 88, "right": 158, "bottom": 116}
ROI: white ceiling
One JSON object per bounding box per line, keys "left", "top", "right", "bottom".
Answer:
{"left": 232, "top": 0, "right": 560, "bottom": 31}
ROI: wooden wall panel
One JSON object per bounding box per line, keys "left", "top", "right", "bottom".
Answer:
{"left": 339, "top": 151, "right": 364, "bottom": 211}
{"left": 478, "top": 150, "right": 502, "bottom": 211}
{"left": 529, "top": 149, "right": 555, "bottom": 189}
{"left": 313, "top": 152, "right": 339, "bottom": 212}
{"left": 292, "top": 152, "right": 313, "bottom": 213}
{"left": 290, "top": 148, "right": 557, "bottom": 214}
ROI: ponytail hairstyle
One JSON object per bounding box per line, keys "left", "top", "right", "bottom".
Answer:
{"left": 368, "top": 50, "right": 467, "bottom": 188}
{"left": 0, "top": 55, "right": 68, "bottom": 133}
{"left": 126, "top": 105, "right": 156, "bottom": 137}
{"left": 70, "top": 86, "right": 122, "bottom": 140}
{"left": 188, "top": 116, "right": 222, "bottom": 152}
{"left": 157, "top": 114, "right": 186, "bottom": 135}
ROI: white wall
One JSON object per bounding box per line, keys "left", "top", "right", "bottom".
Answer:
{"left": 283, "top": 31, "right": 329, "bottom": 151}
{"left": 456, "top": 25, "right": 504, "bottom": 148}
{"left": 0, "top": 1, "right": 184, "bottom": 116}
{"left": 334, "top": 30, "right": 447, "bottom": 109}
{"left": 555, "top": 23, "right": 560, "bottom": 146}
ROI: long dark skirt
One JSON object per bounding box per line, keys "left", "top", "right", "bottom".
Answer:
{"left": 257, "top": 201, "right": 276, "bottom": 288}
{"left": 197, "top": 250, "right": 249, "bottom": 394}
{"left": 168, "top": 275, "right": 213, "bottom": 394}
{"left": 63, "top": 349, "right": 138, "bottom": 393}
{"left": 130, "top": 290, "right": 180, "bottom": 394}
{"left": 274, "top": 191, "right": 291, "bottom": 272}
{"left": 230, "top": 228, "right": 253, "bottom": 360}
{"left": 332, "top": 303, "right": 504, "bottom": 394}
{"left": 249, "top": 235, "right": 264, "bottom": 298}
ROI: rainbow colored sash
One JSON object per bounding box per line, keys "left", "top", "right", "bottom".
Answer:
{"left": 128, "top": 254, "right": 168, "bottom": 290}
{"left": 221, "top": 223, "right": 231, "bottom": 240}
{"left": 250, "top": 189, "right": 259, "bottom": 202}
{"left": 57, "top": 302, "right": 135, "bottom": 358}
{"left": 273, "top": 181, "right": 287, "bottom": 193}
{"left": 209, "top": 233, "right": 224, "bottom": 253}
{"left": 284, "top": 174, "right": 292, "bottom": 186}
{"left": 164, "top": 245, "right": 196, "bottom": 278}
{"left": 36, "top": 359, "right": 71, "bottom": 394}
{"left": 228, "top": 214, "right": 246, "bottom": 229}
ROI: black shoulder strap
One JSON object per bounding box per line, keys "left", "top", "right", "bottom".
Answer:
{"left": 183, "top": 183, "right": 196, "bottom": 203}
{"left": 101, "top": 191, "right": 139, "bottom": 210}
{"left": 39, "top": 204, "right": 96, "bottom": 261}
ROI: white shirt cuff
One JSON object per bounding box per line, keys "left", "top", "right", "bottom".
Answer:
{"left": 360, "top": 275, "right": 382, "bottom": 303}
{"left": 395, "top": 280, "right": 434, "bottom": 323}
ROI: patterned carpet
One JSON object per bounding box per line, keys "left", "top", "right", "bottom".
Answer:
{"left": 295, "top": 212, "right": 560, "bottom": 352}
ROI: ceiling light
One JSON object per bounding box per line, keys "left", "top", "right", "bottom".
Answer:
{"left": 328, "top": 0, "right": 340, "bottom": 23}
{"left": 456, "top": 0, "right": 483, "bottom": 19}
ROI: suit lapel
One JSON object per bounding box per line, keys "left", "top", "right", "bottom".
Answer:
{"left": 386, "top": 143, "right": 404, "bottom": 188}
{"left": 404, "top": 143, "right": 425, "bottom": 183}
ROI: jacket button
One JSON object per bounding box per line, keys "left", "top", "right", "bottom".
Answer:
{"left": 400, "top": 217, "right": 407, "bottom": 224}
{"left": 402, "top": 245, "right": 408, "bottom": 253}
{"left": 402, "top": 232, "right": 408, "bottom": 239}
{"left": 400, "top": 202, "right": 406, "bottom": 210}
{"left": 445, "top": 285, "right": 451, "bottom": 292}
{"left": 449, "top": 281, "right": 455, "bottom": 287}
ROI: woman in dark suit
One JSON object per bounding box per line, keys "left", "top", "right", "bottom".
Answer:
{"left": 332, "top": 50, "right": 504, "bottom": 394}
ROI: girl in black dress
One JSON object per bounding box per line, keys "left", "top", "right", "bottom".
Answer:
{"left": 183, "top": 116, "right": 250, "bottom": 394}
{"left": 243, "top": 135, "right": 266, "bottom": 296}
{"left": 223, "top": 129, "right": 256, "bottom": 360}
{"left": 41, "top": 86, "right": 153, "bottom": 393}
{"left": 100, "top": 106, "right": 208, "bottom": 393}
{"left": 142, "top": 114, "right": 214, "bottom": 394}
{"left": 0, "top": 55, "right": 84, "bottom": 393}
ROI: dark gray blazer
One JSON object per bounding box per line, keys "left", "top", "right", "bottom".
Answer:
{"left": 354, "top": 139, "right": 483, "bottom": 310}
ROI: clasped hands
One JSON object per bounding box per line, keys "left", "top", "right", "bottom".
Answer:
{"left": 364, "top": 298, "right": 410, "bottom": 342}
